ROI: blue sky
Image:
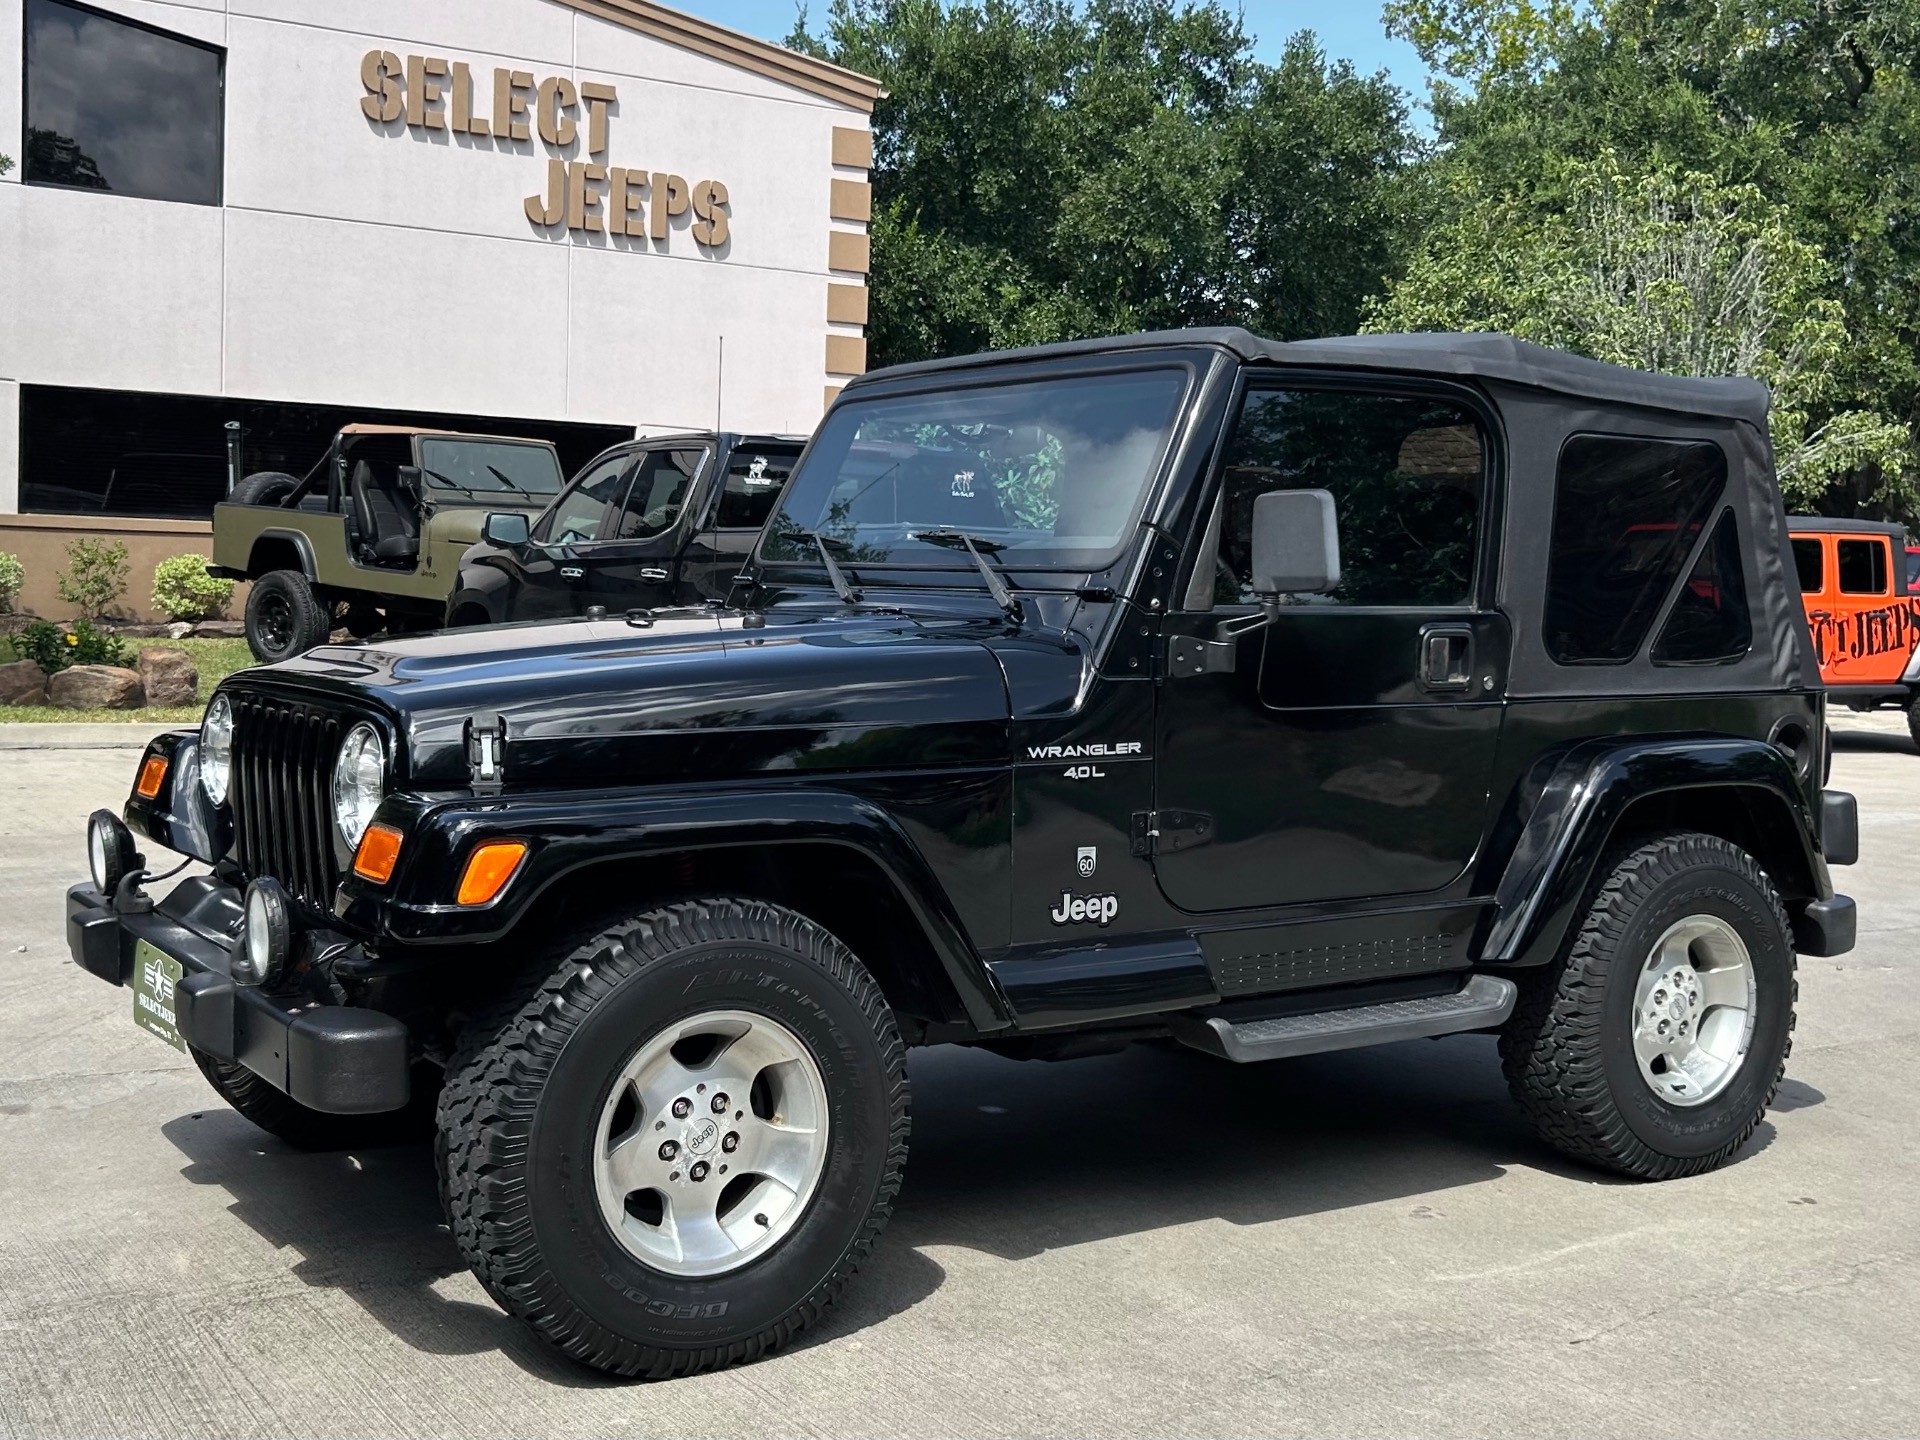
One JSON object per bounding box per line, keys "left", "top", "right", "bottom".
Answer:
{"left": 669, "top": 2, "right": 1430, "bottom": 97}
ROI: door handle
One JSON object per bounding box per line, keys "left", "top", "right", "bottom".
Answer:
{"left": 639, "top": 567, "right": 669, "bottom": 582}
{"left": 560, "top": 566, "right": 584, "bottom": 581}
{"left": 1418, "top": 624, "right": 1475, "bottom": 693}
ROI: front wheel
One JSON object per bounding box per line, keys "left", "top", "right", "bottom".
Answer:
{"left": 436, "top": 899, "right": 910, "bottom": 1378}
{"left": 1500, "top": 830, "right": 1797, "bottom": 1179}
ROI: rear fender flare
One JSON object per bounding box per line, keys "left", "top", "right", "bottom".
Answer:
{"left": 1483, "top": 737, "right": 1826, "bottom": 969}
{"left": 248, "top": 529, "right": 320, "bottom": 582}
{"left": 345, "top": 785, "right": 1010, "bottom": 1031}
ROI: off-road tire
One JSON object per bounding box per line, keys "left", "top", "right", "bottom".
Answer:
{"left": 436, "top": 898, "right": 910, "bottom": 1379}
{"left": 1906, "top": 694, "right": 1920, "bottom": 752}
{"left": 189, "top": 1045, "right": 438, "bottom": 1150}
{"left": 245, "top": 569, "right": 331, "bottom": 663}
{"left": 227, "top": 470, "right": 299, "bottom": 508}
{"left": 1499, "top": 830, "right": 1797, "bottom": 1180}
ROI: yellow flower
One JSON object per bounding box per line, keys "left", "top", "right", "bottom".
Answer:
{"left": 64, "top": 634, "right": 78, "bottom": 646}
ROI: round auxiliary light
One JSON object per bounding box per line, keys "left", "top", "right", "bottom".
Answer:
{"left": 233, "top": 877, "right": 291, "bottom": 988}
{"left": 86, "top": 809, "right": 139, "bottom": 896}
{"left": 200, "top": 693, "right": 234, "bottom": 807}
{"left": 331, "top": 723, "right": 387, "bottom": 848}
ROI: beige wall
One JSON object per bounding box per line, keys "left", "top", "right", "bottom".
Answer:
{"left": 0, "top": 515, "right": 235, "bottom": 623}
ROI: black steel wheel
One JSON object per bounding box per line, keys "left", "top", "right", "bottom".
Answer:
{"left": 1500, "top": 830, "right": 1796, "bottom": 1180}
{"left": 436, "top": 898, "right": 910, "bottom": 1379}
{"left": 244, "top": 569, "right": 331, "bottom": 663}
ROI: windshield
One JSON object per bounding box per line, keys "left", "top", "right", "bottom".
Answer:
{"left": 418, "top": 438, "right": 565, "bottom": 498}
{"left": 762, "top": 369, "right": 1187, "bottom": 571}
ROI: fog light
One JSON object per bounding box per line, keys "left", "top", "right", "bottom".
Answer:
{"left": 86, "top": 809, "right": 140, "bottom": 895}
{"left": 233, "top": 878, "right": 291, "bottom": 988}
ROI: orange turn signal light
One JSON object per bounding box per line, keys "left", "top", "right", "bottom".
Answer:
{"left": 457, "top": 841, "right": 528, "bottom": 907}
{"left": 135, "top": 755, "right": 169, "bottom": 799}
{"left": 352, "top": 822, "right": 405, "bottom": 884}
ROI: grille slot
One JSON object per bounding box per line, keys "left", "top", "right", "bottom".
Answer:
{"left": 230, "top": 693, "right": 345, "bottom": 912}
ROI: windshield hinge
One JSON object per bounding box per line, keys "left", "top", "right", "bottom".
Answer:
{"left": 465, "top": 712, "right": 507, "bottom": 794}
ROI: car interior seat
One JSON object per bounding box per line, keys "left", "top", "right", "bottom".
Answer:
{"left": 349, "top": 460, "right": 421, "bottom": 566}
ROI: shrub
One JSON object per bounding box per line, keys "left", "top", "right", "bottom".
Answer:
{"left": 0, "top": 552, "right": 22, "bottom": 613}
{"left": 17, "top": 618, "right": 128, "bottom": 673}
{"left": 151, "top": 553, "right": 234, "bottom": 622}
{"left": 55, "top": 538, "right": 130, "bottom": 618}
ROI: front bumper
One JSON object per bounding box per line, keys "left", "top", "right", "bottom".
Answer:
{"left": 66, "top": 877, "right": 410, "bottom": 1115}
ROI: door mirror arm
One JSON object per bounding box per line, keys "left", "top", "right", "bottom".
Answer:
{"left": 1167, "top": 489, "right": 1341, "bottom": 678}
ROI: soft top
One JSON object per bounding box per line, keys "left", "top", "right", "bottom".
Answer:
{"left": 854, "top": 327, "right": 1772, "bottom": 427}
{"left": 1786, "top": 515, "right": 1909, "bottom": 541}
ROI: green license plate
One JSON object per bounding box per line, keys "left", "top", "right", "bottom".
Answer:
{"left": 132, "top": 941, "right": 186, "bottom": 1053}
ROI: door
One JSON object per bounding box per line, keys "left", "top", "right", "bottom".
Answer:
{"left": 511, "top": 450, "right": 637, "bottom": 621}
{"left": 679, "top": 443, "right": 801, "bottom": 602}
{"left": 1800, "top": 531, "right": 1914, "bottom": 685}
{"left": 1153, "top": 382, "right": 1508, "bottom": 912}
{"left": 576, "top": 446, "right": 712, "bottom": 612}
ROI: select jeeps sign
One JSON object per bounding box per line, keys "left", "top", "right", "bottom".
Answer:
{"left": 359, "top": 52, "right": 732, "bottom": 248}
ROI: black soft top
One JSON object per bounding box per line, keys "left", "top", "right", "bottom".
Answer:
{"left": 856, "top": 327, "right": 1772, "bottom": 426}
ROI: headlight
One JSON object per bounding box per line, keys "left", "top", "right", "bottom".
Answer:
{"left": 200, "top": 694, "right": 234, "bottom": 806}
{"left": 331, "top": 723, "right": 387, "bottom": 847}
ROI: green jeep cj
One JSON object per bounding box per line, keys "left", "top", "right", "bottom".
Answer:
{"left": 211, "top": 426, "right": 568, "bottom": 662}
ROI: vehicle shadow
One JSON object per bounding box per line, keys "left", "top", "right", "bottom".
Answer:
{"left": 160, "top": 1030, "right": 1780, "bottom": 1374}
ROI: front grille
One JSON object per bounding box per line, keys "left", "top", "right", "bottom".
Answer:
{"left": 230, "top": 692, "right": 346, "bottom": 912}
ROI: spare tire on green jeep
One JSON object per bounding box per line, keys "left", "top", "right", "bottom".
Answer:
{"left": 228, "top": 471, "right": 300, "bottom": 508}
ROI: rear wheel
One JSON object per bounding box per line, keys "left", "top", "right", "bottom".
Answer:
{"left": 245, "top": 569, "right": 331, "bottom": 662}
{"left": 436, "top": 898, "right": 909, "bottom": 1378}
{"left": 1905, "top": 694, "right": 1920, "bottom": 751}
{"left": 1500, "top": 830, "right": 1796, "bottom": 1179}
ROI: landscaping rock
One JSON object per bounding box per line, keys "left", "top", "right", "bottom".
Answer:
{"left": 106, "top": 623, "right": 173, "bottom": 639}
{"left": 165, "top": 622, "right": 195, "bottom": 640}
{"left": 0, "top": 660, "right": 48, "bottom": 706}
{"left": 137, "top": 647, "right": 199, "bottom": 707}
{"left": 191, "top": 620, "right": 246, "bottom": 639}
{"left": 48, "top": 665, "right": 145, "bottom": 710}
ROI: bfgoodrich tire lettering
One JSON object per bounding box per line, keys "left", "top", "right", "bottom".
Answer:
{"left": 1499, "top": 830, "right": 1797, "bottom": 1180}
{"left": 436, "top": 898, "right": 910, "bottom": 1379}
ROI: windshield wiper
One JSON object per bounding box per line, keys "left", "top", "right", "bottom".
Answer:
{"left": 420, "top": 466, "right": 481, "bottom": 499}
{"left": 911, "top": 528, "right": 1020, "bottom": 618}
{"left": 485, "top": 463, "right": 533, "bottom": 499}
{"left": 788, "top": 529, "right": 861, "bottom": 606}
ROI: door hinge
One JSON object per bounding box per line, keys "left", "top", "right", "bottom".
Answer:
{"left": 1166, "top": 634, "right": 1237, "bottom": 677}
{"left": 1131, "top": 809, "right": 1216, "bottom": 857}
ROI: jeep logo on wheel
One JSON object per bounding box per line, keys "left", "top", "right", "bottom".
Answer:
{"left": 684, "top": 1116, "right": 720, "bottom": 1155}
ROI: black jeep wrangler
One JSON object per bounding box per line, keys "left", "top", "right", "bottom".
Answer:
{"left": 67, "top": 329, "right": 1858, "bottom": 1379}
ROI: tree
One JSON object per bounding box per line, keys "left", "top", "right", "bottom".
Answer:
{"left": 0, "top": 153, "right": 11, "bottom": 179}
{"left": 793, "top": 0, "right": 1419, "bottom": 366}
{"left": 1368, "top": 158, "right": 1908, "bottom": 508}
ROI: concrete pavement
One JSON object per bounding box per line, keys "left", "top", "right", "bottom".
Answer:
{"left": 0, "top": 717, "right": 1915, "bottom": 1437}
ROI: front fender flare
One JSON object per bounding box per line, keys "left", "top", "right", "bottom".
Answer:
{"left": 1482, "top": 737, "right": 1826, "bottom": 969}
{"left": 339, "top": 784, "right": 1010, "bottom": 1030}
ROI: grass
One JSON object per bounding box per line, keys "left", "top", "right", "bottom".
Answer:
{"left": 0, "top": 636, "right": 256, "bottom": 723}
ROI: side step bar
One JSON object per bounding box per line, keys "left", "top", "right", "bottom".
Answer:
{"left": 1173, "top": 975, "right": 1519, "bottom": 1063}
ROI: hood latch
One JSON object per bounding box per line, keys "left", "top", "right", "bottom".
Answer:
{"left": 464, "top": 712, "right": 508, "bottom": 794}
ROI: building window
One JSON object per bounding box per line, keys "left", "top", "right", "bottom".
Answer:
{"left": 1544, "top": 434, "right": 1727, "bottom": 664}
{"left": 20, "top": 385, "right": 633, "bottom": 521}
{"left": 23, "top": 0, "right": 225, "bottom": 205}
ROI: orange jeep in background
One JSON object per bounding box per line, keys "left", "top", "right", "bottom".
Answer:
{"left": 1790, "top": 516, "right": 1920, "bottom": 742}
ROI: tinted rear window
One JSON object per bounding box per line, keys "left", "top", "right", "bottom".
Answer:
{"left": 1838, "top": 538, "right": 1889, "bottom": 595}
{"left": 1545, "top": 435, "right": 1728, "bottom": 664}
{"left": 1653, "top": 510, "right": 1752, "bottom": 665}
{"left": 1792, "top": 538, "right": 1824, "bottom": 593}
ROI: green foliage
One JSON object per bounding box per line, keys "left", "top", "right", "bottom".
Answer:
{"left": 16, "top": 618, "right": 128, "bottom": 673}
{"left": 794, "top": 0, "right": 1419, "bottom": 367}
{"left": 0, "top": 153, "right": 11, "bottom": 179}
{"left": 54, "top": 538, "right": 130, "bottom": 618}
{"left": 150, "top": 553, "right": 234, "bottom": 622}
{"left": 0, "top": 552, "right": 22, "bottom": 614}
{"left": 1384, "top": 0, "right": 1588, "bottom": 84}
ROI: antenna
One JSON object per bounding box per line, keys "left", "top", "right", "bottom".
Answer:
{"left": 715, "top": 334, "right": 725, "bottom": 434}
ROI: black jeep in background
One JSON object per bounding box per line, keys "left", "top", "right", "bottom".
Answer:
{"left": 68, "top": 328, "right": 1855, "bottom": 1380}
{"left": 449, "top": 432, "right": 803, "bottom": 626}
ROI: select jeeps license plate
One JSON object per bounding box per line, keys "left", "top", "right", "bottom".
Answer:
{"left": 131, "top": 941, "right": 186, "bottom": 1053}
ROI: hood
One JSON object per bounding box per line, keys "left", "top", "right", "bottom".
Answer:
{"left": 236, "top": 605, "right": 1066, "bottom": 788}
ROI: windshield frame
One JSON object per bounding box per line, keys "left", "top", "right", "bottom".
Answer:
{"left": 755, "top": 360, "right": 1199, "bottom": 581}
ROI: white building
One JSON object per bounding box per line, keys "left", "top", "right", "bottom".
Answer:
{"left": 0, "top": 0, "right": 878, "bottom": 616}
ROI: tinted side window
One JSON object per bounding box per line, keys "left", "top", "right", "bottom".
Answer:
{"left": 540, "top": 454, "right": 632, "bottom": 544}
{"left": 1653, "top": 510, "right": 1752, "bottom": 665}
{"left": 1545, "top": 436, "right": 1726, "bottom": 664}
{"left": 1838, "top": 538, "right": 1889, "bottom": 595}
{"left": 1217, "top": 389, "right": 1485, "bottom": 606}
{"left": 1792, "top": 538, "right": 1825, "bottom": 593}
{"left": 25, "top": 0, "right": 224, "bottom": 205}
{"left": 716, "top": 448, "right": 799, "bottom": 529}
{"left": 612, "top": 450, "right": 707, "bottom": 540}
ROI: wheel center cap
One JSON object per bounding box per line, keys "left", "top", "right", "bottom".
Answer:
{"left": 1668, "top": 997, "right": 1689, "bottom": 1021}
{"left": 683, "top": 1116, "right": 720, "bottom": 1156}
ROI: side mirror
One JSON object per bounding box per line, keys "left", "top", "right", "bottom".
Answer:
{"left": 484, "top": 512, "right": 531, "bottom": 548}
{"left": 397, "top": 464, "right": 424, "bottom": 497}
{"left": 1250, "top": 488, "right": 1341, "bottom": 600}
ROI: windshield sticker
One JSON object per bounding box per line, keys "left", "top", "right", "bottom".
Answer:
{"left": 1051, "top": 891, "right": 1119, "bottom": 927}
{"left": 951, "top": 471, "right": 975, "bottom": 499}
{"left": 1027, "top": 742, "right": 1143, "bottom": 761}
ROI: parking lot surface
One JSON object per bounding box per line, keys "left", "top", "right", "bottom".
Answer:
{"left": 1, "top": 718, "right": 1915, "bottom": 1438}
